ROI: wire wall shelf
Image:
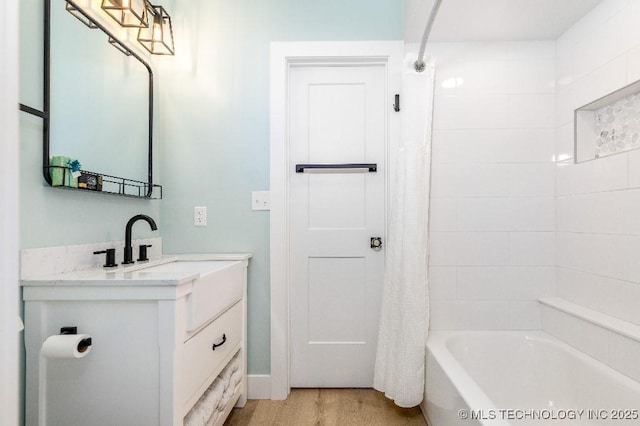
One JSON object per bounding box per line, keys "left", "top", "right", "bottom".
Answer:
{"left": 44, "top": 166, "right": 162, "bottom": 199}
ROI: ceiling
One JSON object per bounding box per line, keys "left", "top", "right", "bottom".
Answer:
{"left": 405, "top": 0, "right": 602, "bottom": 43}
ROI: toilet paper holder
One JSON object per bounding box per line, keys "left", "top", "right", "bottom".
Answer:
{"left": 59, "top": 326, "right": 93, "bottom": 353}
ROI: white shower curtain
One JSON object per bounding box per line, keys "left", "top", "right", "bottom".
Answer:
{"left": 373, "top": 56, "right": 434, "bottom": 408}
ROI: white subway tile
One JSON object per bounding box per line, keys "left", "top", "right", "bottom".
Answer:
{"left": 502, "top": 129, "right": 556, "bottom": 163}
{"left": 430, "top": 301, "right": 509, "bottom": 330}
{"left": 556, "top": 232, "right": 629, "bottom": 281}
{"left": 571, "top": 55, "right": 627, "bottom": 111}
{"left": 432, "top": 129, "right": 555, "bottom": 164}
{"left": 457, "top": 198, "right": 511, "bottom": 232}
{"left": 556, "top": 232, "right": 577, "bottom": 270}
{"left": 558, "top": 0, "right": 630, "bottom": 48}
{"left": 428, "top": 42, "right": 473, "bottom": 65}
{"left": 541, "top": 306, "right": 610, "bottom": 364}
{"left": 562, "top": 162, "right": 591, "bottom": 195}
{"left": 555, "top": 163, "right": 573, "bottom": 197}
{"left": 455, "top": 232, "right": 510, "bottom": 266}
{"left": 572, "top": 37, "right": 613, "bottom": 80}
{"left": 509, "top": 301, "right": 542, "bottom": 329}
{"left": 508, "top": 198, "right": 555, "bottom": 231}
{"left": 555, "top": 40, "right": 574, "bottom": 91}
{"left": 432, "top": 129, "right": 505, "bottom": 164}
{"left": 627, "top": 149, "right": 640, "bottom": 188}
{"left": 430, "top": 198, "right": 458, "bottom": 232}
{"left": 626, "top": 44, "right": 640, "bottom": 84}
{"left": 556, "top": 195, "right": 587, "bottom": 233}
{"left": 608, "top": 332, "right": 640, "bottom": 382}
{"left": 455, "top": 61, "right": 506, "bottom": 95}
{"left": 431, "top": 163, "right": 459, "bottom": 198}
{"left": 432, "top": 163, "right": 510, "bottom": 198}
{"left": 434, "top": 61, "right": 462, "bottom": 97}
{"left": 625, "top": 236, "right": 640, "bottom": 284}
{"left": 593, "top": 154, "right": 629, "bottom": 192}
{"left": 428, "top": 267, "right": 457, "bottom": 300}
{"left": 459, "top": 164, "right": 511, "bottom": 197}
{"left": 509, "top": 232, "right": 555, "bottom": 266}
{"left": 557, "top": 267, "right": 640, "bottom": 326}
{"left": 503, "top": 60, "right": 555, "bottom": 94}
{"left": 508, "top": 94, "right": 555, "bottom": 129}
{"left": 457, "top": 198, "right": 554, "bottom": 232}
{"left": 434, "top": 94, "right": 509, "bottom": 130}
{"left": 429, "top": 232, "right": 458, "bottom": 266}
{"left": 508, "top": 164, "right": 555, "bottom": 197}
{"left": 504, "top": 41, "right": 555, "bottom": 61}
{"left": 567, "top": 154, "right": 628, "bottom": 195}
{"left": 587, "top": 233, "right": 629, "bottom": 280}
{"left": 557, "top": 191, "right": 640, "bottom": 235}
{"left": 430, "top": 129, "right": 455, "bottom": 164}
{"left": 555, "top": 122, "right": 574, "bottom": 163}
{"left": 456, "top": 266, "right": 555, "bottom": 300}
{"left": 555, "top": 86, "right": 574, "bottom": 127}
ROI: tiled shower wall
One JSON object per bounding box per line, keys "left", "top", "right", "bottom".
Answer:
{"left": 428, "top": 42, "right": 557, "bottom": 330}
{"left": 554, "top": 1, "right": 640, "bottom": 330}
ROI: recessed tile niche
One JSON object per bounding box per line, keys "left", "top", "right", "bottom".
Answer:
{"left": 575, "top": 80, "right": 640, "bottom": 163}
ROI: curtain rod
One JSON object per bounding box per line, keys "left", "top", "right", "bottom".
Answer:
{"left": 414, "top": 0, "right": 443, "bottom": 72}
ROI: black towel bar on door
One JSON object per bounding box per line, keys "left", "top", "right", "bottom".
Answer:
{"left": 295, "top": 163, "right": 377, "bottom": 173}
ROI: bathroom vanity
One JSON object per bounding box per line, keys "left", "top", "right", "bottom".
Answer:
{"left": 22, "top": 253, "right": 250, "bottom": 426}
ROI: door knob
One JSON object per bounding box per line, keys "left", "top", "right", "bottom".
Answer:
{"left": 371, "top": 237, "right": 383, "bottom": 251}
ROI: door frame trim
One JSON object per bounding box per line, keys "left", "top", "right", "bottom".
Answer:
{"left": 269, "top": 41, "right": 403, "bottom": 399}
{"left": 0, "top": 0, "right": 21, "bottom": 422}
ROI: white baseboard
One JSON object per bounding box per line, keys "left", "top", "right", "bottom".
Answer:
{"left": 247, "top": 374, "right": 271, "bottom": 400}
{"left": 420, "top": 401, "right": 431, "bottom": 425}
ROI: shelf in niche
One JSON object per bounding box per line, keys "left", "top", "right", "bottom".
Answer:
{"left": 575, "top": 78, "right": 640, "bottom": 163}
{"left": 44, "top": 166, "right": 162, "bottom": 199}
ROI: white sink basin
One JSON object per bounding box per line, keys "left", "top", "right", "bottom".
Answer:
{"left": 141, "top": 260, "right": 243, "bottom": 331}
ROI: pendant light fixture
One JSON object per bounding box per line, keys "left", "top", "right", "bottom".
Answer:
{"left": 101, "top": 0, "right": 148, "bottom": 28}
{"left": 137, "top": 2, "right": 174, "bottom": 55}
{"left": 65, "top": 2, "right": 98, "bottom": 29}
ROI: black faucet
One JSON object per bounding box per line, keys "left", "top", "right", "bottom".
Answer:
{"left": 123, "top": 214, "right": 158, "bottom": 264}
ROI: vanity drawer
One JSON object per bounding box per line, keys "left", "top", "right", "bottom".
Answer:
{"left": 181, "top": 301, "right": 242, "bottom": 410}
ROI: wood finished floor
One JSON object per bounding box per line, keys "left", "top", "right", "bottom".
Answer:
{"left": 225, "top": 389, "right": 427, "bottom": 426}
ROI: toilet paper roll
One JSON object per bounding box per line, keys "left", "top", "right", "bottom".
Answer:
{"left": 41, "top": 334, "right": 93, "bottom": 359}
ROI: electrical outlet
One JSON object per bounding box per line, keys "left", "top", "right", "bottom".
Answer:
{"left": 194, "top": 206, "right": 207, "bottom": 226}
{"left": 251, "top": 191, "right": 270, "bottom": 211}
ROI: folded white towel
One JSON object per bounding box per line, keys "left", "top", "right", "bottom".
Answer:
{"left": 184, "top": 377, "right": 226, "bottom": 426}
{"left": 219, "top": 362, "right": 234, "bottom": 389}
{"left": 184, "top": 402, "right": 207, "bottom": 426}
{"left": 219, "top": 381, "right": 241, "bottom": 411}
{"left": 187, "top": 352, "right": 243, "bottom": 426}
{"left": 229, "top": 354, "right": 241, "bottom": 373}
{"left": 205, "top": 411, "right": 220, "bottom": 426}
{"left": 203, "top": 379, "right": 225, "bottom": 419}
{"left": 229, "top": 369, "right": 242, "bottom": 390}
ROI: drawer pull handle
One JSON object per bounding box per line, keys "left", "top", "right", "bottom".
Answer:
{"left": 212, "top": 334, "right": 227, "bottom": 351}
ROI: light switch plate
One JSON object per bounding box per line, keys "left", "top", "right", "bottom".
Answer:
{"left": 251, "top": 191, "right": 270, "bottom": 211}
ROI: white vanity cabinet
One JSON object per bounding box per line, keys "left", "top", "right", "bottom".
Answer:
{"left": 23, "top": 255, "right": 250, "bottom": 426}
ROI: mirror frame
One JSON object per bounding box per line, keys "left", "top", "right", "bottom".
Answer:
{"left": 40, "top": 0, "right": 155, "bottom": 197}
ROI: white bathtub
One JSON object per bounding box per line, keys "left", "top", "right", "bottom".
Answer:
{"left": 424, "top": 331, "right": 640, "bottom": 426}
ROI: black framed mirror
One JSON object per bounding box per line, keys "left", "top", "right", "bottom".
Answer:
{"left": 20, "top": 0, "right": 161, "bottom": 199}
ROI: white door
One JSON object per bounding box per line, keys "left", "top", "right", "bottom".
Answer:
{"left": 289, "top": 65, "right": 387, "bottom": 387}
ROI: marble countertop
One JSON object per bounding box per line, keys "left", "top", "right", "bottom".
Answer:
{"left": 21, "top": 253, "right": 252, "bottom": 287}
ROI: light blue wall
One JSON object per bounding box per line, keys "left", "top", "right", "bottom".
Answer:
{"left": 158, "top": 0, "right": 403, "bottom": 374}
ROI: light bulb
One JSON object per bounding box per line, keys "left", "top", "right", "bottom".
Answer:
{"left": 152, "top": 21, "right": 162, "bottom": 42}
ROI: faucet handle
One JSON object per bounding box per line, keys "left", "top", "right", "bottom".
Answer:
{"left": 137, "top": 244, "right": 152, "bottom": 262}
{"left": 93, "top": 248, "right": 117, "bottom": 268}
